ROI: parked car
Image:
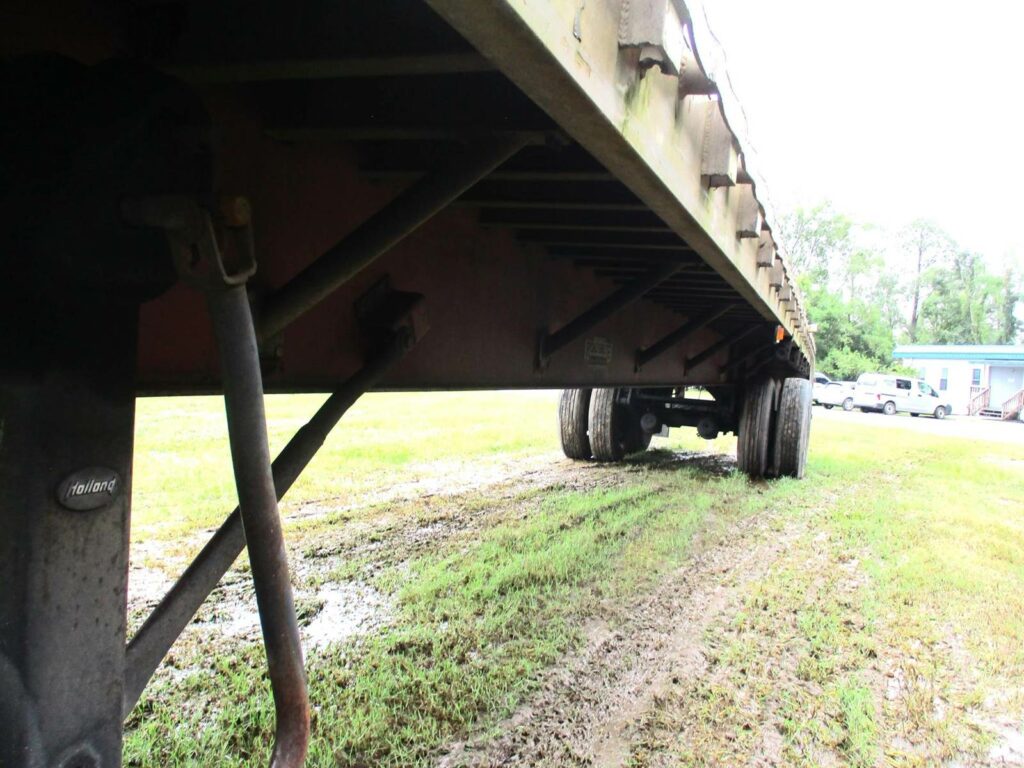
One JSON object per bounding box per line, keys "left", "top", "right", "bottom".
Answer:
{"left": 812, "top": 373, "right": 855, "bottom": 411}
{"left": 853, "top": 373, "right": 952, "bottom": 418}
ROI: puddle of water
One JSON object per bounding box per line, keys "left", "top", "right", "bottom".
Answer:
{"left": 988, "top": 721, "right": 1024, "bottom": 763}
{"left": 154, "top": 575, "right": 391, "bottom": 657}
{"left": 302, "top": 583, "right": 390, "bottom": 650}
{"left": 218, "top": 602, "right": 261, "bottom": 638}
{"left": 947, "top": 710, "right": 1024, "bottom": 768}
{"left": 129, "top": 566, "right": 176, "bottom": 606}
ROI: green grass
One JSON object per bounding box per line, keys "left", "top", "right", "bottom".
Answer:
{"left": 126, "top": 396, "right": 1024, "bottom": 767}
{"left": 630, "top": 418, "right": 1024, "bottom": 767}
{"left": 820, "top": 424, "right": 1024, "bottom": 765}
{"left": 126, "top": 466, "right": 751, "bottom": 766}
{"left": 133, "top": 390, "right": 564, "bottom": 539}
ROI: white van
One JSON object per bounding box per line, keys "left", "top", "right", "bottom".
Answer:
{"left": 853, "top": 373, "right": 952, "bottom": 418}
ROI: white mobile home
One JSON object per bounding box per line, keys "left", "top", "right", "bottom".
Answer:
{"left": 892, "top": 345, "right": 1024, "bottom": 419}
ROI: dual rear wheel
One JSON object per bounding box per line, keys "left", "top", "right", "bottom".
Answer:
{"left": 560, "top": 377, "right": 812, "bottom": 479}
{"left": 559, "top": 388, "right": 651, "bottom": 462}
{"left": 737, "top": 376, "right": 812, "bottom": 479}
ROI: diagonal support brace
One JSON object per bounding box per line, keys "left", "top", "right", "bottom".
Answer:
{"left": 538, "top": 261, "right": 680, "bottom": 366}
{"left": 123, "top": 330, "right": 414, "bottom": 718}
{"left": 684, "top": 324, "right": 763, "bottom": 373}
{"left": 634, "top": 302, "right": 735, "bottom": 370}
{"left": 258, "top": 134, "right": 529, "bottom": 341}
{"left": 720, "top": 338, "right": 776, "bottom": 377}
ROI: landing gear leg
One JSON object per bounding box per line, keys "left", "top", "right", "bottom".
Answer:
{"left": 124, "top": 197, "right": 310, "bottom": 766}
{"left": 0, "top": 297, "right": 140, "bottom": 767}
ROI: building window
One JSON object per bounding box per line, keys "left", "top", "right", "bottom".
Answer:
{"left": 940, "top": 367, "right": 949, "bottom": 391}
{"left": 972, "top": 367, "right": 982, "bottom": 386}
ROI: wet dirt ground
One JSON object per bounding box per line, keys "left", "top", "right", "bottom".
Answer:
{"left": 435, "top": 496, "right": 792, "bottom": 768}
{"left": 127, "top": 448, "right": 725, "bottom": 677}
{"left": 126, "top": 437, "right": 1024, "bottom": 767}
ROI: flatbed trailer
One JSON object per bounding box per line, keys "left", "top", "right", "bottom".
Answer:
{"left": 1, "top": 1, "right": 814, "bottom": 765}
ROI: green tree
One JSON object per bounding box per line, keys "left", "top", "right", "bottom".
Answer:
{"left": 817, "top": 347, "right": 882, "bottom": 381}
{"left": 785, "top": 204, "right": 896, "bottom": 379}
{"left": 900, "top": 220, "right": 955, "bottom": 342}
{"left": 917, "top": 252, "right": 1012, "bottom": 344}
{"left": 918, "top": 268, "right": 965, "bottom": 343}
{"left": 795, "top": 274, "right": 896, "bottom": 378}
{"left": 996, "top": 268, "right": 1021, "bottom": 343}
{"left": 781, "top": 202, "right": 852, "bottom": 291}
{"left": 871, "top": 270, "right": 905, "bottom": 335}
{"left": 783, "top": 202, "right": 1022, "bottom": 378}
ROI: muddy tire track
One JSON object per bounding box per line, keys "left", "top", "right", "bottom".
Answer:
{"left": 435, "top": 502, "right": 804, "bottom": 767}
{"left": 127, "top": 450, "right": 729, "bottom": 670}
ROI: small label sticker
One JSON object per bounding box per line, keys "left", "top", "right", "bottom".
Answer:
{"left": 56, "top": 467, "right": 122, "bottom": 511}
{"left": 584, "top": 336, "right": 613, "bottom": 368}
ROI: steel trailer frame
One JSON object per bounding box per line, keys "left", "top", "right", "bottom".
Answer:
{"left": 1, "top": 1, "right": 814, "bottom": 765}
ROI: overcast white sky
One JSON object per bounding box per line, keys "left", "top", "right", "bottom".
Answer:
{"left": 698, "top": 0, "right": 1024, "bottom": 269}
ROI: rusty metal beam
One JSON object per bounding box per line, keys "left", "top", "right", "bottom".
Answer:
{"left": 545, "top": 245, "right": 696, "bottom": 261}
{"left": 721, "top": 340, "right": 775, "bottom": 375}
{"left": 685, "top": 324, "right": 763, "bottom": 372}
{"left": 267, "top": 126, "right": 518, "bottom": 142}
{"left": 635, "top": 303, "right": 735, "bottom": 369}
{"left": 165, "top": 53, "right": 496, "bottom": 83}
{"left": 534, "top": 240, "right": 694, "bottom": 251}
{"left": 457, "top": 199, "right": 648, "bottom": 211}
{"left": 648, "top": 292, "right": 739, "bottom": 301}
{"left": 257, "top": 135, "right": 527, "bottom": 341}
{"left": 123, "top": 332, "right": 413, "bottom": 716}
{"left": 479, "top": 207, "right": 668, "bottom": 230}
{"left": 502, "top": 221, "right": 672, "bottom": 232}
{"left": 538, "top": 261, "right": 680, "bottom": 364}
{"left": 517, "top": 229, "right": 687, "bottom": 248}
{"left": 425, "top": 0, "right": 812, "bottom": 360}
{"left": 645, "top": 282, "right": 738, "bottom": 291}
{"left": 207, "top": 283, "right": 309, "bottom": 768}
{"left": 571, "top": 259, "right": 706, "bottom": 272}
{"left": 365, "top": 169, "right": 615, "bottom": 183}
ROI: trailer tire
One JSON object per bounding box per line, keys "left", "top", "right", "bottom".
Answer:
{"left": 559, "top": 389, "right": 593, "bottom": 460}
{"left": 773, "top": 377, "right": 812, "bottom": 479}
{"left": 588, "top": 388, "right": 629, "bottom": 462}
{"left": 737, "top": 377, "right": 774, "bottom": 479}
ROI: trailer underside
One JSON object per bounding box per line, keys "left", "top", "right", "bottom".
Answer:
{"left": 1, "top": 1, "right": 814, "bottom": 765}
